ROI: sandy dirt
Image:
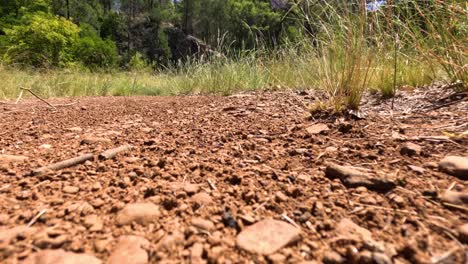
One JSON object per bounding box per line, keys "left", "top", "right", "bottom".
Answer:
{"left": 0, "top": 86, "right": 467, "bottom": 263}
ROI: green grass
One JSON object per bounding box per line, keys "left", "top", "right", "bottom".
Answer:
{"left": 0, "top": 49, "right": 446, "bottom": 102}
{"left": 0, "top": 48, "right": 437, "bottom": 101}
{"left": 1, "top": 1, "right": 466, "bottom": 110}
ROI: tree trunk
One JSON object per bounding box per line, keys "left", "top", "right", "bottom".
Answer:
{"left": 183, "top": 0, "right": 193, "bottom": 35}
{"left": 66, "top": 0, "right": 70, "bottom": 20}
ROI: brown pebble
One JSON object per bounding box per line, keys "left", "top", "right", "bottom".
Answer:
{"left": 63, "top": 186, "right": 79, "bottom": 194}
{"left": 191, "top": 217, "right": 215, "bottom": 232}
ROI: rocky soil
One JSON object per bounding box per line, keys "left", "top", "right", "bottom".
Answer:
{"left": 0, "top": 85, "right": 467, "bottom": 263}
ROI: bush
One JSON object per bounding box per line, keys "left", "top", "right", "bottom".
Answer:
{"left": 71, "top": 24, "right": 118, "bottom": 69}
{"left": 72, "top": 37, "right": 118, "bottom": 69}
{"left": 4, "top": 12, "right": 79, "bottom": 67}
{"left": 128, "top": 52, "right": 151, "bottom": 71}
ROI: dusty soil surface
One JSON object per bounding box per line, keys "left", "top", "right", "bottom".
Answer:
{"left": 0, "top": 86, "right": 467, "bottom": 264}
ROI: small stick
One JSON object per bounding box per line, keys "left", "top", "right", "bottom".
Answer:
{"left": 34, "top": 180, "right": 50, "bottom": 189}
{"left": 20, "top": 87, "right": 56, "bottom": 111}
{"left": 99, "top": 145, "right": 133, "bottom": 160}
{"left": 447, "top": 182, "right": 456, "bottom": 191}
{"left": 15, "top": 89, "right": 24, "bottom": 104}
{"left": 53, "top": 101, "right": 79, "bottom": 107}
{"left": 0, "top": 184, "right": 10, "bottom": 192}
{"left": 207, "top": 179, "right": 217, "bottom": 190}
{"left": 442, "top": 202, "right": 468, "bottom": 213}
{"left": 27, "top": 209, "right": 47, "bottom": 227}
{"left": 281, "top": 213, "right": 300, "bottom": 230}
{"left": 431, "top": 246, "right": 461, "bottom": 264}
{"left": 253, "top": 198, "right": 270, "bottom": 213}
{"left": 33, "top": 153, "right": 94, "bottom": 175}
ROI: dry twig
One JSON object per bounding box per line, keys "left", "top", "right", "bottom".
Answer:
{"left": 431, "top": 246, "right": 463, "bottom": 264}
{"left": 33, "top": 153, "right": 94, "bottom": 175}
{"left": 15, "top": 89, "right": 24, "bottom": 104}
{"left": 443, "top": 202, "right": 468, "bottom": 213}
{"left": 253, "top": 198, "right": 270, "bottom": 213}
{"left": 281, "top": 213, "right": 301, "bottom": 229}
{"left": 20, "top": 87, "right": 56, "bottom": 111}
{"left": 27, "top": 209, "right": 47, "bottom": 227}
{"left": 207, "top": 179, "right": 217, "bottom": 190}
{"left": 99, "top": 145, "right": 133, "bottom": 160}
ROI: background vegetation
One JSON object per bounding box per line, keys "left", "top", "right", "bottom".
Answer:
{"left": 0, "top": 0, "right": 466, "bottom": 110}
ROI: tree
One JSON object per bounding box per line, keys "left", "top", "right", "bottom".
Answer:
{"left": 51, "top": 0, "right": 103, "bottom": 29}
{"left": 4, "top": 12, "right": 80, "bottom": 67}
{"left": 0, "top": 0, "right": 51, "bottom": 18}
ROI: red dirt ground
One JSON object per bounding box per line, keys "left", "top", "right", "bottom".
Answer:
{"left": 0, "top": 86, "right": 467, "bottom": 263}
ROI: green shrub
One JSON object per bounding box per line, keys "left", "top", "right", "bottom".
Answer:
{"left": 4, "top": 12, "right": 79, "bottom": 67}
{"left": 71, "top": 24, "right": 118, "bottom": 69}
{"left": 72, "top": 37, "right": 118, "bottom": 69}
{"left": 129, "top": 52, "right": 151, "bottom": 71}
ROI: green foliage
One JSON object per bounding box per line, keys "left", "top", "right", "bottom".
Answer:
{"left": 129, "top": 52, "right": 150, "bottom": 71}
{"left": 72, "top": 38, "right": 118, "bottom": 69}
{"left": 51, "top": 0, "right": 103, "bottom": 29}
{"left": 0, "top": 0, "right": 465, "bottom": 100}
{"left": 100, "top": 12, "right": 126, "bottom": 41}
{"left": 155, "top": 28, "right": 171, "bottom": 64}
{"left": 70, "top": 23, "right": 118, "bottom": 69}
{"left": 226, "top": 0, "right": 282, "bottom": 48}
{"left": 0, "top": 33, "right": 8, "bottom": 56}
{"left": 4, "top": 12, "right": 79, "bottom": 67}
{"left": 0, "top": 0, "right": 51, "bottom": 17}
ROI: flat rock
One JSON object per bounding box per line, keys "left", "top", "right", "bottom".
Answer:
{"left": 408, "top": 165, "right": 425, "bottom": 174}
{"left": 190, "top": 192, "right": 213, "bottom": 205}
{"left": 63, "top": 186, "right": 79, "bottom": 194}
{"left": 400, "top": 143, "right": 422, "bottom": 156}
{"left": 116, "top": 203, "right": 160, "bottom": 226}
{"left": 274, "top": 191, "right": 288, "bottom": 202}
{"left": 0, "top": 226, "right": 36, "bottom": 245}
{"left": 306, "top": 123, "right": 329, "bottom": 135}
{"left": 191, "top": 218, "right": 215, "bottom": 231}
{"left": 0, "top": 214, "right": 9, "bottom": 225}
{"left": 335, "top": 218, "right": 373, "bottom": 242}
{"left": 0, "top": 154, "right": 28, "bottom": 163}
{"left": 83, "top": 215, "right": 104, "bottom": 232}
{"left": 190, "top": 242, "right": 204, "bottom": 263}
{"left": 372, "top": 252, "right": 392, "bottom": 264}
{"left": 91, "top": 182, "right": 102, "bottom": 191}
{"left": 107, "top": 236, "right": 150, "bottom": 264}
{"left": 322, "top": 250, "right": 345, "bottom": 264}
{"left": 325, "top": 163, "right": 396, "bottom": 192}
{"left": 23, "top": 249, "right": 101, "bottom": 264}
{"left": 183, "top": 183, "right": 200, "bottom": 195}
{"left": 439, "top": 156, "right": 468, "bottom": 180}
{"left": 335, "top": 218, "right": 387, "bottom": 253}
{"left": 156, "top": 232, "right": 184, "bottom": 251}
{"left": 236, "top": 219, "right": 300, "bottom": 255}
{"left": 33, "top": 234, "right": 69, "bottom": 249}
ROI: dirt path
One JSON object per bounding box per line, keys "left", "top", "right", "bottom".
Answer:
{"left": 0, "top": 88, "right": 467, "bottom": 263}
